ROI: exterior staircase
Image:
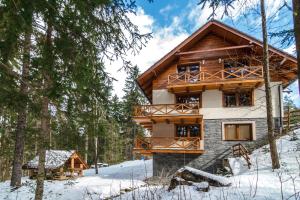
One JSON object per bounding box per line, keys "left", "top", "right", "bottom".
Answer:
{"left": 231, "top": 143, "right": 251, "bottom": 169}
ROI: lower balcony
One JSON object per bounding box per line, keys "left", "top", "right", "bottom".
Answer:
{"left": 133, "top": 137, "right": 204, "bottom": 155}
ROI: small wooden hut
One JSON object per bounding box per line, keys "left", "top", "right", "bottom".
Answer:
{"left": 23, "top": 150, "right": 88, "bottom": 180}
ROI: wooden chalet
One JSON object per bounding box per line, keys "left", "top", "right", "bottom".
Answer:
{"left": 23, "top": 150, "right": 88, "bottom": 180}
{"left": 132, "top": 20, "right": 298, "bottom": 175}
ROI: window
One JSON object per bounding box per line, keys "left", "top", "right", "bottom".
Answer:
{"left": 176, "top": 93, "right": 201, "bottom": 105}
{"left": 176, "top": 124, "right": 201, "bottom": 137}
{"left": 177, "top": 63, "right": 200, "bottom": 82}
{"left": 223, "top": 91, "right": 253, "bottom": 107}
{"left": 176, "top": 125, "right": 188, "bottom": 137}
{"left": 224, "top": 59, "right": 249, "bottom": 69}
{"left": 224, "top": 59, "right": 249, "bottom": 79}
{"left": 178, "top": 65, "right": 187, "bottom": 74}
{"left": 224, "top": 124, "right": 252, "bottom": 141}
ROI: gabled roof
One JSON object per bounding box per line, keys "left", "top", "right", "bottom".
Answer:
{"left": 137, "top": 20, "right": 297, "bottom": 102}
{"left": 23, "top": 150, "right": 87, "bottom": 170}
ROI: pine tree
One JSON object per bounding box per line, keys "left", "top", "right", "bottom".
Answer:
{"left": 122, "top": 65, "right": 146, "bottom": 159}
{"left": 0, "top": 0, "right": 151, "bottom": 197}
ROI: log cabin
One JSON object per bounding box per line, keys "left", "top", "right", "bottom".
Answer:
{"left": 132, "top": 20, "right": 298, "bottom": 176}
{"left": 23, "top": 150, "right": 88, "bottom": 180}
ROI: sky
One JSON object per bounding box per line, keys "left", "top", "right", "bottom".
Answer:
{"left": 106, "top": 0, "right": 299, "bottom": 107}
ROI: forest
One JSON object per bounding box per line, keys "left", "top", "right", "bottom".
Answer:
{"left": 0, "top": 0, "right": 300, "bottom": 200}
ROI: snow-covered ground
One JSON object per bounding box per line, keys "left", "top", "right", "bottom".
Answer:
{"left": 0, "top": 159, "right": 152, "bottom": 200}
{"left": 119, "top": 129, "right": 300, "bottom": 200}
{"left": 1, "top": 129, "right": 300, "bottom": 200}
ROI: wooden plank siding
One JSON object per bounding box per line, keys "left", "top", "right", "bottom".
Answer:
{"left": 153, "top": 33, "right": 256, "bottom": 91}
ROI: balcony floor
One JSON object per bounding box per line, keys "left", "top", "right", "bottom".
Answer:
{"left": 133, "top": 148, "right": 204, "bottom": 154}
{"left": 167, "top": 79, "right": 264, "bottom": 93}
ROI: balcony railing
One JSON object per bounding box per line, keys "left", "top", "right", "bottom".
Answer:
{"left": 133, "top": 103, "right": 200, "bottom": 117}
{"left": 134, "top": 136, "right": 204, "bottom": 153}
{"left": 168, "top": 66, "right": 263, "bottom": 86}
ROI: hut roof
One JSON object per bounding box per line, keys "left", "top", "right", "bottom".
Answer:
{"left": 23, "top": 150, "right": 76, "bottom": 170}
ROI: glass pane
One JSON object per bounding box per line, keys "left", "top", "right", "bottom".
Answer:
{"left": 189, "top": 65, "right": 200, "bottom": 73}
{"left": 239, "top": 124, "right": 252, "bottom": 140}
{"left": 225, "top": 125, "right": 237, "bottom": 140}
{"left": 224, "top": 60, "right": 235, "bottom": 69}
{"left": 178, "top": 66, "right": 187, "bottom": 73}
{"left": 224, "top": 93, "right": 236, "bottom": 107}
{"left": 176, "top": 94, "right": 200, "bottom": 104}
{"left": 236, "top": 59, "right": 249, "bottom": 68}
{"left": 176, "top": 125, "right": 187, "bottom": 137}
{"left": 189, "top": 125, "right": 200, "bottom": 137}
{"left": 239, "top": 92, "right": 252, "bottom": 106}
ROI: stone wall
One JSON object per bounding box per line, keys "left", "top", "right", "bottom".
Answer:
{"left": 153, "top": 118, "right": 275, "bottom": 176}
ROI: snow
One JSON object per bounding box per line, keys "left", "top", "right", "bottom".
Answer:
{"left": 117, "top": 129, "right": 300, "bottom": 200}
{"left": 0, "top": 159, "right": 152, "bottom": 200}
{"left": 2, "top": 129, "right": 300, "bottom": 200}
{"left": 192, "top": 181, "right": 209, "bottom": 189}
{"left": 25, "top": 150, "right": 75, "bottom": 170}
{"left": 178, "top": 166, "right": 231, "bottom": 186}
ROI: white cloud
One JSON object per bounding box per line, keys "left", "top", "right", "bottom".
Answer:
{"left": 159, "top": 4, "right": 175, "bottom": 14}
{"left": 106, "top": 7, "right": 189, "bottom": 98}
{"left": 284, "top": 44, "right": 296, "bottom": 56}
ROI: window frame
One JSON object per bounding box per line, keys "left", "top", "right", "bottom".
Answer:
{"left": 175, "top": 124, "right": 201, "bottom": 138}
{"left": 222, "top": 90, "right": 254, "bottom": 107}
{"left": 175, "top": 92, "right": 202, "bottom": 107}
{"left": 177, "top": 63, "right": 201, "bottom": 74}
{"left": 223, "top": 58, "right": 250, "bottom": 69}
{"left": 222, "top": 122, "right": 256, "bottom": 141}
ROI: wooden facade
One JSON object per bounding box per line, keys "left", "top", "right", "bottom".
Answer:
{"left": 133, "top": 20, "right": 298, "bottom": 156}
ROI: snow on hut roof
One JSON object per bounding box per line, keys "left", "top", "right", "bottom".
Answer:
{"left": 25, "top": 150, "right": 75, "bottom": 170}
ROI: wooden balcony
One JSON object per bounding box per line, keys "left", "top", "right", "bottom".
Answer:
{"left": 134, "top": 103, "right": 200, "bottom": 117}
{"left": 167, "top": 66, "right": 264, "bottom": 93}
{"left": 133, "top": 103, "right": 202, "bottom": 129}
{"left": 133, "top": 136, "right": 204, "bottom": 154}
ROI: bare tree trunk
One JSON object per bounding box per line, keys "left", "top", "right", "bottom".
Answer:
{"left": 85, "top": 133, "right": 88, "bottom": 164}
{"left": 34, "top": 96, "right": 50, "bottom": 200}
{"left": 260, "top": 0, "right": 280, "bottom": 169}
{"left": 292, "top": 0, "right": 300, "bottom": 96}
{"left": 35, "top": 24, "right": 52, "bottom": 200}
{"left": 10, "top": 27, "right": 31, "bottom": 187}
{"left": 94, "top": 136, "right": 98, "bottom": 174}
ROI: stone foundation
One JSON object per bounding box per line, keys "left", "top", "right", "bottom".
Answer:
{"left": 152, "top": 118, "right": 281, "bottom": 176}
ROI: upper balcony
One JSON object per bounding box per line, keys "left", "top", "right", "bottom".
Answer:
{"left": 167, "top": 66, "right": 264, "bottom": 93}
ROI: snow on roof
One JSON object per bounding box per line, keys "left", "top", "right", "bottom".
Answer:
{"left": 25, "top": 150, "right": 75, "bottom": 170}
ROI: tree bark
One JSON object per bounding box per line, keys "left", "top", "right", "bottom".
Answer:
{"left": 85, "top": 133, "right": 88, "bottom": 164}
{"left": 34, "top": 96, "right": 50, "bottom": 200}
{"left": 292, "top": 0, "right": 300, "bottom": 96}
{"left": 260, "top": 0, "right": 280, "bottom": 169}
{"left": 34, "top": 24, "right": 52, "bottom": 200}
{"left": 10, "top": 27, "right": 31, "bottom": 187}
{"left": 94, "top": 136, "right": 98, "bottom": 174}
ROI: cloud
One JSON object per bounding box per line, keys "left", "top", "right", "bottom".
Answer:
{"left": 284, "top": 80, "right": 300, "bottom": 107}
{"left": 159, "top": 4, "right": 175, "bottom": 15}
{"left": 106, "top": 7, "right": 189, "bottom": 98}
{"left": 284, "top": 44, "right": 296, "bottom": 56}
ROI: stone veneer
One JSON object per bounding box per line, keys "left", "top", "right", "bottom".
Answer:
{"left": 152, "top": 118, "right": 280, "bottom": 176}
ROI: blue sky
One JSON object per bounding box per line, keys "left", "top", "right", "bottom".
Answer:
{"left": 108, "top": 0, "right": 299, "bottom": 106}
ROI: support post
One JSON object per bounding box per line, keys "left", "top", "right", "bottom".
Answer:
{"left": 71, "top": 157, "right": 74, "bottom": 177}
